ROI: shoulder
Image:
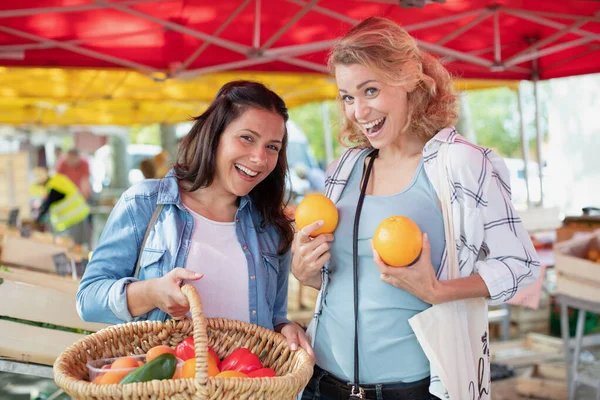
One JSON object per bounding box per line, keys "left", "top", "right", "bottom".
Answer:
{"left": 441, "top": 136, "right": 512, "bottom": 207}
{"left": 445, "top": 135, "right": 496, "bottom": 182}
{"left": 326, "top": 147, "right": 370, "bottom": 178}
{"left": 121, "top": 178, "right": 162, "bottom": 200}
{"left": 115, "top": 179, "right": 163, "bottom": 222}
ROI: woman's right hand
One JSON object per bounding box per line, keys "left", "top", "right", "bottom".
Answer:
{"left": 291, "top": 220, "right": 334, "bottom": 289}
{"left": 149, "top": 268, "right": 203, "bottom": 318}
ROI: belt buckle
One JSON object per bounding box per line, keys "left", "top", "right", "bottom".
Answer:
{"left": 349, "top": 385, "right": 365, "bottom": 399}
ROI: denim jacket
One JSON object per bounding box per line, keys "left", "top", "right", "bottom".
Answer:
{"left": 77, "top": 172, "right": 292, "bottom": 330}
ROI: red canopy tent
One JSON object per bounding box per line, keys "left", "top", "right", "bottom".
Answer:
{"left": 0, "top": 0, "right": 597, "bottom": 207}
{"left": 0, "top": 0, "right": 599, "bottom": 81}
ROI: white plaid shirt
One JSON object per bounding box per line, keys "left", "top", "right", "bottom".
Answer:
{"left": 305, "top": 127, "right": 540, "bottom": 396}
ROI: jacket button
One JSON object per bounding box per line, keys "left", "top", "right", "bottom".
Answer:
{"left": 242, "top": 245, "right": 248, "bottom": 250}
{"left": 252, "top": 310, "right": 257, "bottom": 315}
{"left": 250, "top": 275, "right": 255, "bottom": 280}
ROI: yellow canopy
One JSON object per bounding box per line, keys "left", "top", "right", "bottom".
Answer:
{"left": 0, "top": 67, "right": 519, "bottom": 126}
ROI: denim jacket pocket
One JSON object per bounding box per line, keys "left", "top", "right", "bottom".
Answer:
{"left": 138, "top": 248, "right": 166, "bottom": 280}
{"left": 261, "top": 253, "right": 279, "bottom": 311}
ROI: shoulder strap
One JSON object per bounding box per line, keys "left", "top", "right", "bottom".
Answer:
{"left": 351, "top": 150, "right": 378, "bottom": 397}
{"left": 133, "top": 203, "right": 165, "bottom": 279}
{"left": 437, "top": 143, "right": 459, "bottom": 280}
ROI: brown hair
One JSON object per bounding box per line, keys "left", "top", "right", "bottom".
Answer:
{"left": 174, "top": 81, "right": 293, "bottom": 254}
{"left": 328, "top": 17, "right": 458, "bottom": 147}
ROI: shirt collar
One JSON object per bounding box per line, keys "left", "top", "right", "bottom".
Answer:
{"left": 156, "top": 169, "right": 252, "bottom": 211}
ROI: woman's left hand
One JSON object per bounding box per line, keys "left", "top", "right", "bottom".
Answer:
{"left": 372, "top": 233, "right": 440, "bottom": 304}
{"left": 279, "top": 322, "right": 316, "bottom": 360}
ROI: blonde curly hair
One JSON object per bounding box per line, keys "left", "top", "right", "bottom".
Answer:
{"left": 328, "top": 17, "right": 458, "bottom": 147}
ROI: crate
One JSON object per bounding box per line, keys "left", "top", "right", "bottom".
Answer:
{"left": 554, "top": 230, "right": 600, "bottom": 303}
{"left": 516, "top": 363, "right": 567, "bottom": 400}
{"left": 0, "top": 266, "right": 108, "bottom": 365}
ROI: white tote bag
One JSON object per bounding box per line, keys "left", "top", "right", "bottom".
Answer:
{"left": 409, "top": 143, "right": 491, "bottom": 400}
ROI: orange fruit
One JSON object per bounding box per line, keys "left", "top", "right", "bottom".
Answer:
{"left": 146, "top": 345, "right": 175, "bottom": 362}
{"left": 99, "top": 371, "right": 127, "bottom": 385}
{"left": 91, "top": 374, "right": 104, "bottom": 384}
{"left": 295, "top": 194, "right": 338, "bottom": 237}
{"left": 110, "top": 357, "right": 139, "bottom": 370}
{"left": 172, "top": 368, "right": 182, "bottom": 380}
{"left": 181, "top": 357, "right": 220, "bottom": 379}
{"left": 181, "top": 358, "right": 196, "bottom": 379}
{"left": 373, "top": 216, "right": 422, "bottom": 267}
{"left": 207, "top": 358, "right": 220, "bottom": 377}
{"left": 216, "top": 370, "right": 248, "bottom": 378}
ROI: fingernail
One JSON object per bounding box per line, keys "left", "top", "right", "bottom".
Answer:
{"left": 423, "top": 233, "right": 428, "bottom": 242}
{"left": 317, "top": 220, "right": 324, "bottom": 227}
{"left": 290, "top": 343, "right": 298, "bottom": 351}
{"left": 196, "top": 273, "right": 203, "bottom": 278}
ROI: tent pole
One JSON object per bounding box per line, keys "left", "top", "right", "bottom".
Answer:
{"left": 533, "top": 60, "right": 544, "bottom": 206}
{"left": 321, "top": 102, "right": 333, "bottom": 166}
{"left": 517, "top": 82, "right": 532, "bottom": 208}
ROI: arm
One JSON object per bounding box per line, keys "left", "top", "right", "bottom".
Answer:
{"left": 36, "top": 189, "right": 65, "bottom": 222}
{"left": 272, "top": 249, "right": 292, "bottom": 328}
{"left": 471, "top": 156, "right": 541, "bottom": 305}
{"left": 76, "top": 196, "right": 144, "bottom": 324}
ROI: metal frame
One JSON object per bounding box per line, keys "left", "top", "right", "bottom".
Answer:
{"left": 557, "top": 294, "right": 600, "bottom": 400}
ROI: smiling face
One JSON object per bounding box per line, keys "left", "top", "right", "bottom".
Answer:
{"left": 212, "top": 107, "right": 286, "bottom": 198}
{"left": 335, "top": 63, "right": 410, "bottom": 149}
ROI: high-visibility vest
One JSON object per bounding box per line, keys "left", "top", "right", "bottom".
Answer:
{"left": 45, "top": 173, "right": 90, "bottom": 232}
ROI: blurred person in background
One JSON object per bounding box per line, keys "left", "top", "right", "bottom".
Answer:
{"left": 153, "top": 149, "right": 171, "bottom": 178}
{"left": 139, "top": 158, "right": 157, "bottom": 179}
{"left": 294, "top": 163, "right": 325, "bottom": 193}
{"left": 57, "top": 148, "right": 92, "bottom": 200}
{"left": 33, "top": 167, "right": 91, "bottom": 246}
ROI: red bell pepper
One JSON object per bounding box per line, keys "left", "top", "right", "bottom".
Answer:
{"left": 247, "top": 367, "right": 276, "bottom": 378}
{"left": 220, "top": 348, "right": 263, "bottom": 374}
{"left": 208, "top": 346, "right": 221, "bottom": 368}
{"left": 175, "top": 336, "right": 195, "bottom": 361}
{"left": 175, "top": 337, "right": 221, "bottom": 368}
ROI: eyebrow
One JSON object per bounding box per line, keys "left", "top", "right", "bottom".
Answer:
{"left": 338, "top": 79, "right": 378, "bottom": 93}
{"left": 242, "top": 129, "right": 282, "bottom": 144}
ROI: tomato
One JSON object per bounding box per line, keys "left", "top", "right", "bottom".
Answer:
{"left": 219, "top": 348, "right": 262, "bottom": 374}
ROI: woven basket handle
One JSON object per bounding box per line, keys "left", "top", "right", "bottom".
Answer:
{"left": 181, "top": 284, "right": 209, "bottom": 385}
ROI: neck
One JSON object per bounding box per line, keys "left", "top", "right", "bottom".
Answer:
{"left": 377, "top": 131, "right": 425, "bottom": 164}
{"left": 184, "top": 184, "right": 239, "bottom": 209}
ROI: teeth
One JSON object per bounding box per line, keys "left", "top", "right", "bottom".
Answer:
{"left": 235, "top": 164, "right": 258, "bottom": 177}
{"left": 362, "top": 117, "right": 385, "bottom": 129}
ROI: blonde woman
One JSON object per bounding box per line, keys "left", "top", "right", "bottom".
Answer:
{"left": 292, "top": 17, "right": 540, "bottom": 400}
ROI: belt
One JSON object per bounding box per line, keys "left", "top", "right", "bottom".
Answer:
{"left": 307, "top": 366, "right": 433, "bottom": 400}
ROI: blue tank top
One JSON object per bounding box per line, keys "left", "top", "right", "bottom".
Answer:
{"left": 313, "top": 150, "right": 445, "bottom": 384}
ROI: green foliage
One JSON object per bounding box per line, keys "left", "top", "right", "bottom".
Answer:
{"left": 129, "top": 124, "right": 161, "bottom": 145}
{"left": 289, "top": 101, "right": 344, "bottom": 167}
{"left": 465, "top": 83, "right": 550, "bottom": 159}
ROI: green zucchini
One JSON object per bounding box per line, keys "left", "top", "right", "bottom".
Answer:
{"left": 120, "top": 353, "right": 177, "bottom": 384}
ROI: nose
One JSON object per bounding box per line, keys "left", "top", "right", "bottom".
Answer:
{"left": 354, "top": 98, "right": 370, "bottom": 121}
{"left": 250, "top": 147, "right": 268, "bottom": 167}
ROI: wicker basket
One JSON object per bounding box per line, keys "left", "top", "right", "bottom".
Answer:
{"left": 53, "top": 284, "right": 314, "bottom": 399}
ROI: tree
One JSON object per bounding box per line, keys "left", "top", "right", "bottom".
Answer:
{"left": 289, "top": 100, "right": 344, "bottom": 167}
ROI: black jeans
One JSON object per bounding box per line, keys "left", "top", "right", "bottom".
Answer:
{"left": 301, "top": 366, "right": 440, "bottom": 400}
